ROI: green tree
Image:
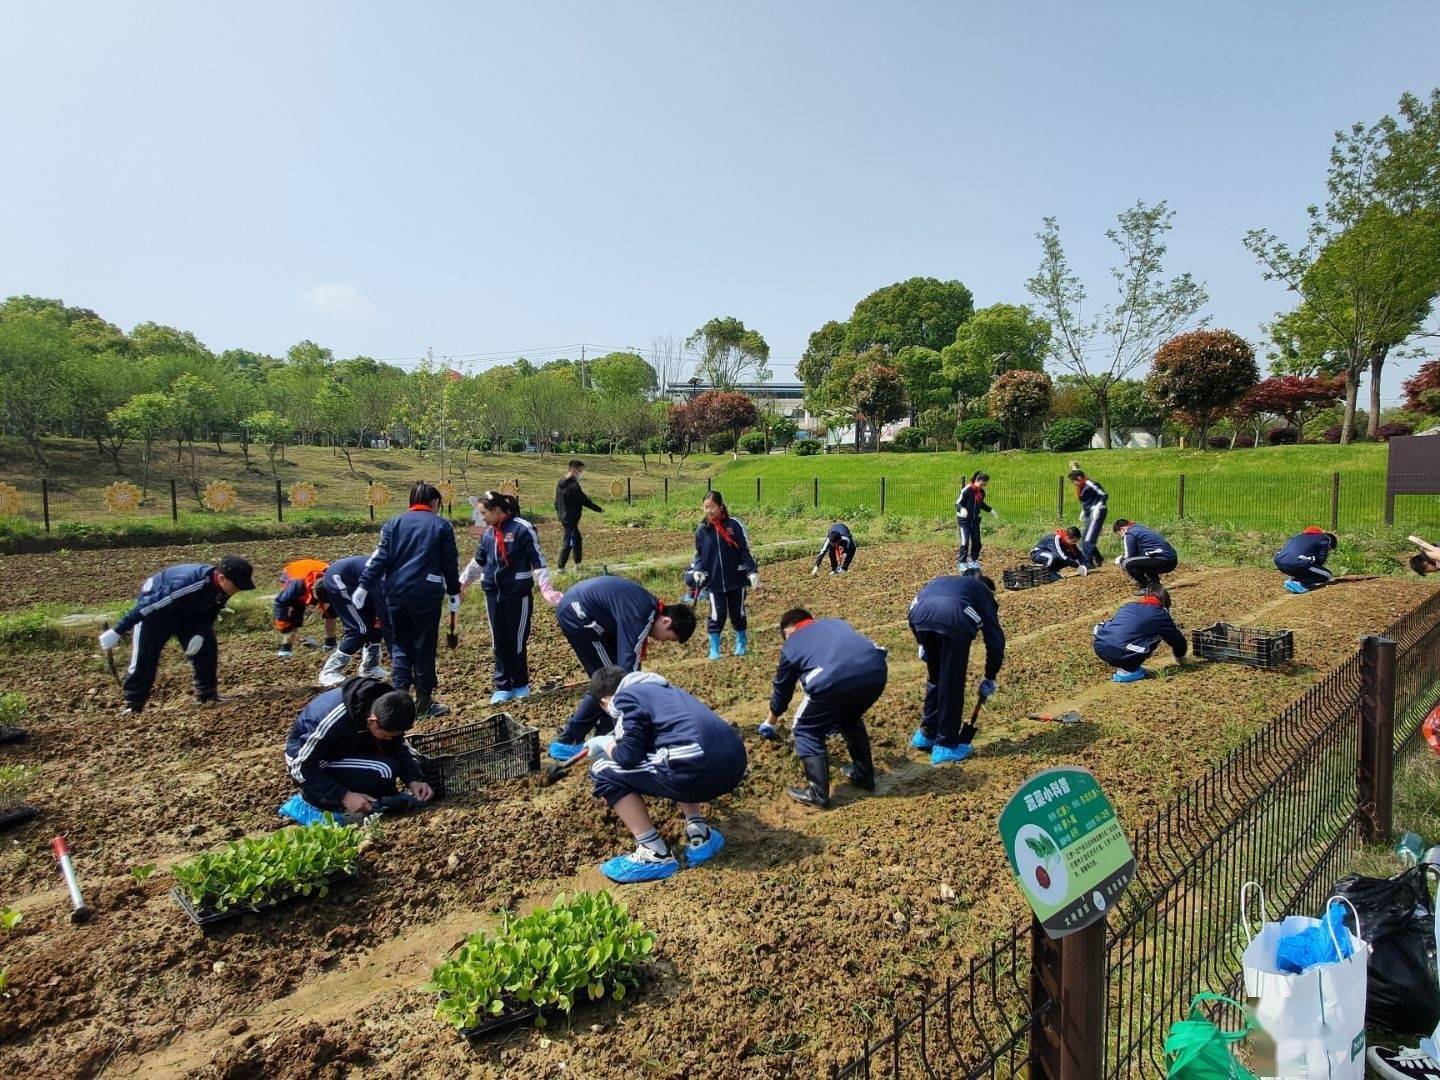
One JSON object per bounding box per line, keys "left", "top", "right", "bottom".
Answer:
{"left": 685, "top": 317, "right": 771, "bottom": 389}
{"left": 893, "top": 346, "right": 948, "bottom": 414}
{"left": 798, "top": 319, "right": 848, "bottom": 396}
{"left": 945, "top": 303, "right": 1051, "bottom": 378}
{"left": 1027, "top": 201, "right": 1209, "bottom": 448}
{"left": 0, "top": 309, "right": 76, "bottom": 467}
{"left": 988, "top": 369, "right": 1053, "bottom": 448}
{"left": 844, "top": 277, "right": 974, "bottom": 354}
{"left": 516, "top": 369, "right": 585, "bottom": 455}
{"left": 1147, "top": 329, "right": 1259, "bottom": 448}
{"left": 66, "top": 350, "right": 142, "bottom": 473}
{"left": 109, "top": 392, "right": 175, "bottom": 498}
{"left": 268, "top": 341, "right": 334, "bottom": 445}
{"left": 590, "top": 352, "right": 657, "bottom": 400}
{"left": 242, "top": 410, "right": 295, "bottom": 478}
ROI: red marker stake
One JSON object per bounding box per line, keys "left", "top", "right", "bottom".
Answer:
{"left": 51, "top": 836, "right": 94, "bottom": 923}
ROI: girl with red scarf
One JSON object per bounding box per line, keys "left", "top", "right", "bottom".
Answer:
{"left": 689, "top": 491, "right": 758, "bottom": 660}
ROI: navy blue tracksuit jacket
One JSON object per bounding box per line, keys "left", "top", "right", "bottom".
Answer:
{"left": 315, "top": 555, "right": 387, "bottom": 654}
{"left": 114, "top": 563, "right": 231, "bottom": 708}
{"left": 908, "top": 576, "right": 1006, "bottom": 747}
{"left": 359, "top": 506, "right": 461, "bottom": 694}
{"left": 955, "top": 482, "right": 993, "bottom": 563}
{"left": 588, "top": 672, "right": 747, "bottom": 807}
{"left": 1031, "top": 531, "right": 1082, "bottom": 570}
{"left": 462, "top": 515, "right": 551, "bottom": 692}
{"left": 1076, "top": 477, "right": 1108, "bottom": 566}
{"left": 692, "top": 514, "right": 757, "bottom": 633}
{"left": 555, "top": 576, "right": 665, "bottom": 744}
{"left": 1093, "top": 597, "right": 1188, "bottom": 671}
{"left": 284, "top": 676, "right": 422, "bottom": 809}
{"left": 771, "top": 618, "right": 888, "bottom": 757}
{"left": 1118, "top": 524, "right": 1178, "bottom": 585}
{"left": 814, "top": 523, "right": 856, "bottom": 571}
{"left": 1274, "top": 528, "right": 1336, "bottom": 589}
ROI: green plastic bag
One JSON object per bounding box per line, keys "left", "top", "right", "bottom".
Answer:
{"left": 1164, "top": 993, "right": 1257, "bottom": 1079}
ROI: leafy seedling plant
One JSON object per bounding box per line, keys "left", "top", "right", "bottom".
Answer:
{"left": 426, "top": 891, "right": 654, "bottom": 1031}
{"left": 0, "top": 906, "right": 19, "bottom": 932}
{"left": 131, "top": 863, "right": 157, "bottom": 885}
{"left": 171, "top": 817, "right": 366, "bottom": 914}
{"left": 0, "top": 765, "right": 34, "bottom": 809}
{"left": 0, "top": 692, "right": 25, "bottom": 726}
{"left": 1025, "top": 833, "right": 1060, "bottom": 890}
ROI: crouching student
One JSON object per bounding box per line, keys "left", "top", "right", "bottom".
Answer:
{"left": 1112, "top": 520, "right": 1178, "bottom": 592}
{"left": 762, "top": 609, "right": 886, "bottom": 809}
{"left": 812, "top": 522, "right": 856, "bottom": 576}
{"left": 272, "top": 559, "right": 339, "bottom": 658}
{"left": 1092, "top": 584, "right": 1188, "bottom": 683}
{"left": 283, "top": 675, "right": 434, "bottom": 816}
{"left": 1275, "top": 527, "right": 1338, "bottom": 593}
{"left": 1031, "top": 527, "right": 1086, "bottom": 579}
{"left": 585, "top": 668, "right": 747, "bottom": 883}
{"left": 315, "top": 555, "right": 390, "bottom": 687}
{"left": 907, "top": 573, "right": 1005, "bottom": 765}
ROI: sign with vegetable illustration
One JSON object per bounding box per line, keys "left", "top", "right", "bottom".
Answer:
{"left": 998, "top": 766, "right": 1134, "bottom": 939}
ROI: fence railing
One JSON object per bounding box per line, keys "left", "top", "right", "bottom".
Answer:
{"left": 831, "top": 591, "right": 1440, "bottom": 1078}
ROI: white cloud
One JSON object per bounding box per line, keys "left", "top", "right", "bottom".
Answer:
{"left": 301, "top": 282, "right": 374, "bottom": 321}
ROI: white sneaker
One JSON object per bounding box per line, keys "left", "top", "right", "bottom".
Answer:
{"left": 1369, "top": 1046, "right": 1440, "bottom": 1080}
{"left": 317, "top": 650, "right": 352, "bottom": 688}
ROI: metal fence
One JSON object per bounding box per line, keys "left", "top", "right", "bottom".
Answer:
{"left": 831, "top": 591, "right": 1440, "bottom": 1079}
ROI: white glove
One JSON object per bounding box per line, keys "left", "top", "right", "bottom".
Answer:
{"left": 692, "top": 570, "right": 708, "bottom": 588}
{"left": 988, "top": 509, "right": 998, "bottom": 519}
{"left": 447, "top": 595, "right": 461, "bottom": 614}
{"left": 541, "top": 585, "right": 563, "bottom": 606}
{"left": 811, "top": 566, "right": 820, "bottom": 577}
{"left": 185, "top": 635, "right": 205, "bottom": 657}
{"left": 747, "top": 572, "right": 760, "bottom": 589}
{"left": 1076, "top": 564, "right": 1089, "bottom": 577}
{"left": 351, "top": 586, "right": 369, "bottom": 609}
{"left": 585, "top": 734, "right": 616, "bottom": 758}
{"left": 459, "top": 561, "right": 482, "bottom": 588}
{"left": 99, "top": 629, "right": 121, "bottom": 651}
{"left": 1113, "top": 556, "right": 1124, "bottom": 567}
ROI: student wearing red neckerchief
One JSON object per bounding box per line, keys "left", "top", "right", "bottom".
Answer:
{"left": 1274, "top": 527, "right": 1339, "bottom": 594}
{"left": 1092, "top": 583, "right": 1188, "bottom": 684}
{"left": 689, "top": 490, "right": 759, "bottom": 660}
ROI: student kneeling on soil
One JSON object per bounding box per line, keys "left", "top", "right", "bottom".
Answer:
{"left": 99, "top": 556, "right": 256, "bottom": 715}
{"left": 1274, "top": 526, "right": 1338, "bottom": 593}
{"left": 907, "top": 574, "right": 1005, "bottom": 766}
{"left": 1030, "top": 527, "right": 1086, "bottom": 579}
{"left": 584, "top": 667, "right": 745, "bottom": 883}
{"left": 548, "top": 576, "right": 698, "bottom": 762}
{"left": 811, "top": 521, "right": 856, "bottom": 576}
{"left": 273, "top": 559, "right": 339, "bottom": 658}
{"left": 284, "top": 675, "right": 433, "bottom": 815}
{"left": 315, "top": 555, "right": 392, "bottom": 686}
{"left": 1112, "top": 520, "right": 1178, "bottom": 592}
{"left": 762, "top": 608, "right": 886, "bottom": 809}
{"left": 1092, "top": 583, "right": 1188, "bottom": 683}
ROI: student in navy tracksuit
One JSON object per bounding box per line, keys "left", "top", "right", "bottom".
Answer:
{"left": 272, "top": 559, "right": 338, "bottom": 659}
{"left": 283, "top": 675, "right": 433, "bottom": 815}
{"left": 1093, "top": 584, "right": 1188, "bottom": 683}
{"left": 1030, "top": 527, "right": 1086, "bottom": 579}
{"left": 584, "top": 668, "right": 746, "bottom": 883}
{"left": 99, "top": 556, "right": 256, "bottom": 714}
{"left": 811, "top": 522, "right": 856, "bottom": 576}
{"left": 1068, "top": 468, "right": 1108, "bottom": 568}
{"left": 955, "top": 472, "right": 996, "bottom": 571}
{"left": 907, "top": 574, "right": 1005, "bottom": 765}
{"left": 1274, "top": 527, "right": 1339, "bottom": 593}
{"left": 548, "top": 576, "right": 698, "bottom": 762}
{"left": 690, "top": 491, "right": 758, "bottom": 660}
{"left": 1112, "top": 520, "right": 1178, "bottom": 591}
{"left": 459, "top": 491, "right": 563, "bottom": 705}
{"left": 763, "top": 609, "right": 887, "bottom": 808}
{"left": 356, "top": 482, "right": 461, "bottom": 718}
{"left": 314, "top": 555, "right": 391, "bottom": 687}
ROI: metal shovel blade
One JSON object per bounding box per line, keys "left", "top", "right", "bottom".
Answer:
{"left": 1028, "top": 711, "right": 1082, "bottom": 725}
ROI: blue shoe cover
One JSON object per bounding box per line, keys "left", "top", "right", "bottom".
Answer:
{"left": 548, "top": 740, "right": 584, "bottom": 763}
{"left": 734, "top": 631, "right": 748, "bottom": 657}
{"left": 599, "top": 850, "right": 680, "bottom": 883}
{"left": 509, "top": 685, "right": 531, "bottom": 700}
{"left": 685, "top": 828, "right": 726, "bottom": 867}
{"left": 490, "top": 689, "right": 514, "bottom": 704}
{"left": 278, "top": 793, "right": 334, "bottom": 826}
{"left": 1112, "top": 667, "right": 1148, "bottom": 683}
{"left": 910, "top": 728, "right": 935, "bottom": 750}
{"left": 931, "top": 744, "right": 973, "bottom": 765}
{"left": 1283, "top": 579, "right": 1308, "bottom": 594}
{"left": 707, "top": 632, "right": 722, "bottom": 660}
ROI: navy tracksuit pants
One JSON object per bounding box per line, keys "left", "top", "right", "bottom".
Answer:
{"left": 791, "top": 677, "right": 886, "bottom": 759}
{"left": 705, "top": 588, "right": 748, "bottom": 634}
{"left": 334, "top": 597, "right": 387, "bottom": 656}
{"left": 485, "top": 591, "right": 533, "bottom": 692}
{"left": 1276, "top": 557, "right": 1332, "bottom": 590}
{"left": 387, "top": 599, "right": 440, "bottom": 695}
{"left": 1080, "top": 506, "right": 1107, "bottom": 568}
{"left": 123, "top": 616, "right": 218, "bottom": 708}
{"left": 957, "top": 520, "right": 982, "bottom": 565}
{"left": 914, "top": 630, "right": 975, "bottom": 748}
{"left": 306, "top": 758, "right": 401, "bottom": 810}
{"left": 1122, "top": 555, "right": 1177, "bottom": 589}
{"left": 555, "top": 625, "right": 621, "bottom": 745}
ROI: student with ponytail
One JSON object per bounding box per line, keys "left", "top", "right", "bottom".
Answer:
{"left": 954, "top": 471, "right": 995, "bottom": 572}
{"left": 689, "top": 491, "right": 758, "bottom": 660}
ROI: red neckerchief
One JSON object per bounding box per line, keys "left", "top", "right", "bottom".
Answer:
{"left": 1073, "top": 478, "right": 1086, "bottom": 498}
{"left": 790, "top": 618, "right": 817, "bottom": 633}
{"left": 408, "top": 503, "right": 433, "bottom": 512}
{"left": 491, "top": 515, "right": 511, "bottom": 565}
{"left": 832, "top": 542, "right": 844, "bottom": 562}
{"left": 1139, "top": 596, "right": 1162, "bottom": 607}
{"left": 711, "top": 513, "right": 741, "bottom": 549}
{"left": 1303, "top": 526, "right": 1326, "bottom": 535}
{"left": 968, "top": 482, "right": 984, "bottom": 497}
{"left": 641, "top": 600, "right": 665, "bottom": 664}
{"left": 1055, "top": 529, "right": 1077, "bottom": 555}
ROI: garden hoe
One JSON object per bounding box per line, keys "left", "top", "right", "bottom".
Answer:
{"left": 100, "top": 620, "right": 120, "bottom": 688}
{"left": 51, "top": 835, "right": 93, "bottom": 924}
{"left": 539, "top": 747, "right": 591, "bottom": 787}
{"left": 445, "top": 611, "right": 458, "bottom": 651}
{"left": 1028, "top": 710, "right": 1083, "bottom": 725}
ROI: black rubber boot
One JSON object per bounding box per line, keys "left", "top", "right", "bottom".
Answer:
{"left": 786, "top": 754, "right": 831, "bottom": 809}
{"left": 840, "top": 727, "right": 877, "bottom": 791}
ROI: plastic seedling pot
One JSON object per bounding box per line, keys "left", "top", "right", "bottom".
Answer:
{"left": 170, "top": 867, "right": 358, "bottom": 930}
{"left": 0, "top": 803, "right": 38, "bottom": 831}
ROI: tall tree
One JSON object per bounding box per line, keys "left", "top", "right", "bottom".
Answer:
{"left": 685, "top": 316, "right": 771, "bottom": 389}
{"left": 847, "top": 357, "right": 908, "bottom": 450}
{"left": 1239, "top": 375, "right": 1346, "bottom": 432}
{"left": 109, "top": 392, "right": 175, "bottom": 498}
{"left": 893, "top": 346, "right": 948, "bottom": 415}
{"left": 988, "top": 369, "right": 1053, "bottom": 449}
{"left": 1027, "top": 201, "right": 1210, "bottom": 447}
{"left": 515, "top": 369, "right": 584, "bottom": 455}
{"left": 0, "top": 308, "right": 76, "bottom": 466}
{"left": 843, "top": 278, "right": 974, "bottom": 354}
{"left": 798, "top": 319, "right": 848, "bottom": 397}
{"left": 1147, "top": 329, "right": 1259, "bottom": 448}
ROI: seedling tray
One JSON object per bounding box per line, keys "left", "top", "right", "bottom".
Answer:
{"left": 1003, "top": 565, "right": 1057, "bottom": 591}
{"left": 170, "top": 868, "right": 357, "bottom": 929}
{"left": 0, "top": 803, "right": 38, "bottom": 830}
{"left": 458, "top": 966, "right": 648, "bottom": 1040}
{"left": 411, "top": 712, "right": 540, "bottom": 798}
{"left": 1192, "top": 622, "right": 1294, "bottom": 669}
{"left": 0, "top": 726, "right": 27, "bottom": 745}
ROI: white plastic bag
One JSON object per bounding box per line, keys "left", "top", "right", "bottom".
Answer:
{"left": 1241, "top": 883, "right": 1370, "bottom": 1079}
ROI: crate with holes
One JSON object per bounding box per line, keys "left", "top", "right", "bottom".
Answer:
{"left": 1191, "top": 622, "right": 1295, "bottom": 669}
{"left": 411, "top": 712, "right": 541, "bottom": 797}
{"left": 1003, "top": 564, "right": 1058, "bottom": 591}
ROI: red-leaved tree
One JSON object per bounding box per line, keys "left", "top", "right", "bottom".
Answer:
{"left": 1148, "top": 329, "right": 1259, "bottom": 448}
{"left": 1403, "top": 360, "right": 1440, "bottom": 417}
{"left": 683, "top": 389, "right": 760, "bottom": 456}
{"left": 1238, "top": 374, "right": 1346, "bottom": 432}
{"left": 987, "top": 369, "right": 1053, "bottom": 448}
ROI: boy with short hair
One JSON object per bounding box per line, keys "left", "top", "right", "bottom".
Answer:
{"left": 554, "top": 460, "right": 604, "bottom": 569}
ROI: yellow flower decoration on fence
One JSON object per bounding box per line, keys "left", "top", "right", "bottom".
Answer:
{"left": 202, "top": 480, "right": 238, "bottom": 513}
{"left": 368, "top": 482, "right": 392, "bottom": 508}
{"left": 435, "top": 480, "right": 456, "bottom": 506}
{"left": 0, "top": 482, "right": 22, "bottom": 517}
{"left": 288, "top": 482, "right": 319, "bottom": 510}
{"left": 102, "top": 481, "right": 142, "bottom": 515}
{"left": 607, "top": 478, "right": 626, "bottom": 498}
{"left": 499, "top": 480, "right": 519, "bottom": 496}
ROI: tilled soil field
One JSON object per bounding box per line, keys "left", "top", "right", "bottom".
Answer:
{"left": 0, "top": 528, "right": 1433, "bottom": 1079}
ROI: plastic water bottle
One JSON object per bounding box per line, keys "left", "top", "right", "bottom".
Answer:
{"left": 1396, "top": 831, "right": 1425, "bottom": 865}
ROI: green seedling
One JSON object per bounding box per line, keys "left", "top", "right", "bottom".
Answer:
{"left": 0, "top": 692, "right": 25, "bottom": 726}
{"left": 0, "top": 765, "right": 34, "bottom": 808}
{"left": 171, "top": 818, "right": 365, "bottom": 913}
{"left": 131, "top": 863, "right": 157, "bottom": 884}
{"left": 0, "top": 906, "right": 20, "bottom": 932}
{"left": 425, "top": 890, "right": 654, "bottom": 1032}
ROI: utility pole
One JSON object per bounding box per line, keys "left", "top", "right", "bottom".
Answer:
{"left": 580, "top": 344, "right": 587, "bottom": 390}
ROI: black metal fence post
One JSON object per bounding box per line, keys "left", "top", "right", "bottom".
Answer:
{"left": 1056, "top": 475, "right": 1064, "bottom": 521}
{"left": 1358, "top": 634, "right": 1397, "bottom": 843}
{"left": 755, "top": 476, "right": 760, "bottom": 506}
{"left": 170, "top": 479, "right": 178, "bottom": 522}
{"left": 663, "top": 476, "right": 669, "bottom": 504}
{"left": 627, "top": 477, "right": 632, "bottom": 506}
{"left": 275, "top": 479, "right": 284, "bottom": 522}
{"left": 706, "top": 475, "right": 712, "bottom": 494}
{"left": 1178, "top": 474, "right": 1186, "bottom": 520}
{"left": 1331, "top": 472, "right": 1341, "bottom": 532}
{"left": 41, "top": 478, "right": 50, "bottom": 533}
{"left": 368, "top": 503, "right": 375, "bottom": 522}
{"left": 1030, "top": 916, "right": 1106, "bottom": 1080}
{"left": 880, "top": 476, "right": 886, "bottom": 514}
{"left": 813, "top": 476, "right": 819, "bottom": 509}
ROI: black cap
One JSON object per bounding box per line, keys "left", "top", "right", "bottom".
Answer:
{"left": 217, "top": 555, "right": 255, "bottom": 590}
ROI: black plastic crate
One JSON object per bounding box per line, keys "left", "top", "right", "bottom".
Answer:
{"left": 0, "top": 803, "right": 37, "bottom": 831}
{"left": 1192, "top": 622, "right": 1295, "bottom": 668}
{"left": 410, "top": 712, "right": 540, "bottom": 798}
{"left": 0, "top": 726, "right": 27, "bottom": 745}
{"left": 170, "top": 868, "right": 357, "bottom": 929}
{"left": 1003, "top": 564, "right": 1057, "bottom": 591}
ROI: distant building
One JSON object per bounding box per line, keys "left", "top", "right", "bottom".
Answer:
{"left": 665, "top": 380, "right": 821, "bottom": 434}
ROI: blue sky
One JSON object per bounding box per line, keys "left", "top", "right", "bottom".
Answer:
{"left": 3, "top": 2, "right": 1437, "bottom": 398}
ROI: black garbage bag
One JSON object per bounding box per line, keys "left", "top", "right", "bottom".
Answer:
{"left": 1331, "top": 864, "right": 1440, "bottom": 1035}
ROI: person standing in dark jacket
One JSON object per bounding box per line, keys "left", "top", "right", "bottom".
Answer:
{"left": 1274, "top": 527, "right": 1339, "bottom": 593}
{"left": 1068, "top": 467, "right": 1108, "bottom": 568}
{"left": 1092, "top": 584, "right": 1188, "bottom": 683}
{"left": 1112, "top": 520, "right": 1178, "bottom": 592}
{"left": 955, "top": 472, "right": 996, "bottom": 571}
{"left": 811, "top": 522, "right": 856, "bottom": 576}
{"left": 690, "top": 491, "right": 758, "bottom": 660}
{"left": 356, "top": 482, "right": 461, "bottom": 718}
{"left": 763, "top": 609, "right": 887, "bottom": 808}
{"left": 555, "top": 460, "right": 603, "bottom": 569}
{"left": 99, "top": 556, "right": 255, "bottom": 714}
{"left": 283, "top": 675, "right": 433, "bottom": 815}
{"left": 907, "top": 574, "right": 1005, "bottom": 765}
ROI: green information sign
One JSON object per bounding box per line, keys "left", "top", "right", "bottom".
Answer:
{"left": 999, "top": 766, "right": 1135, "bottom": 939}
